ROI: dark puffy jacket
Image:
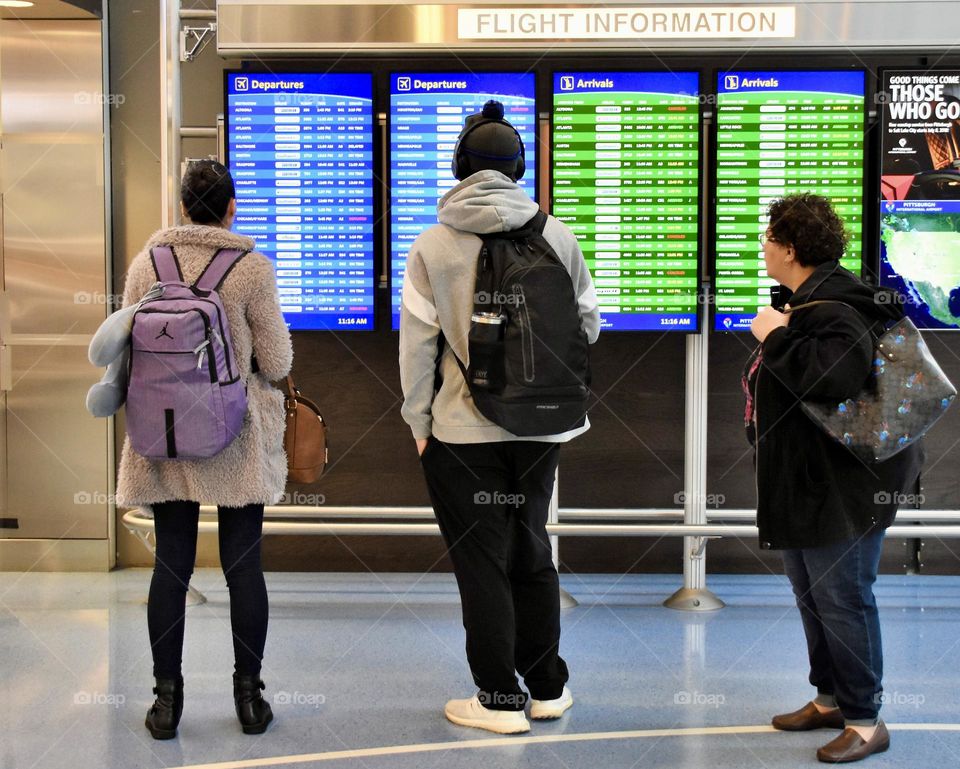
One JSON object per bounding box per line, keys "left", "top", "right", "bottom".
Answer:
{"left": 750, "top": 262, "right": 925, "bottom": 550}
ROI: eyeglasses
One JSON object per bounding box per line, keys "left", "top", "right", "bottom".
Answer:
{"left": 758, "top": 232, "right": 780, "bottom": 246}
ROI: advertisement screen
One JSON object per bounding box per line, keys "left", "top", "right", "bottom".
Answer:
{"left": 390, "top": 73, "right": 536, "bottom": 329}
{"left": 553, "top": 72, "right": 701, "bottom": 331}
{"left": 879, "top": 70, "right": 960, "bottom": 330}
{"left": 225, "top": 72, "right": 376, "bottom": 330}
{"left": 714, "top": 70, "right": 866, "bottom": 331}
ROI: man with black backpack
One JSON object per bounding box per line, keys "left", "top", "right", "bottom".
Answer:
{"left": 399, "top": 101, "right": 600, "bottom": 734}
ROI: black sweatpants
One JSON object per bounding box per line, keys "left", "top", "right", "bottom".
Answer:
{"left": 419, "top": 437, "right": 568, "bottom": 710}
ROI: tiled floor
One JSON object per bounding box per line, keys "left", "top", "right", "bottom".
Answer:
{"left": 1, "top": 570, "right": 958, "bottom": 768}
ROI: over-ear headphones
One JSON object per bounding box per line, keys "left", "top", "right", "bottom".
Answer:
{"left": 451, "top": 100, "right": 526, "bottom": 182}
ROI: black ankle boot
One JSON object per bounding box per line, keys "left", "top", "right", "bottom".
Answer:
{"left": 145, "top": 677, "right": 183, "bottom": 740}
{"left": 233, "top": 673, "right": 273, "bottom": 734}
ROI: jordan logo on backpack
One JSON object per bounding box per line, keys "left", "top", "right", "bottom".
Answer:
{"left": 155, "top": 322, "right": 174, "bottom": 340}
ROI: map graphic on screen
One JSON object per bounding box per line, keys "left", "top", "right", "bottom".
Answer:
{"left": 714, "top": 70, "right": 866, "bottom": 331}
{"left": 553, "top": 71, "right": 700, "bottom": 331}
{"left": 879, "top": 70, "right": 960, "bottom": 330}
{"left": 390, "top": 73, "right": 536, "bottom": 330}
{"left": 226, "top": 73, "right": 376, "bottom": 330}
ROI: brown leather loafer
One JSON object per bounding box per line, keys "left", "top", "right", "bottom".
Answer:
{"left": 817, "top": 722, "right": 890, "bottom": 763}
{"left": 772, "top": 701, "right": 845, "bottom": 731}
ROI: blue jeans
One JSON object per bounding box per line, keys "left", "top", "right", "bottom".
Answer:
{"left": 781, "top": 529, "right": 885, "bottom": 725}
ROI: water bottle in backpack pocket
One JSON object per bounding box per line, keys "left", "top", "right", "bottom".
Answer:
{"left": 125, "top": 245, "right": 249, "bottom": 459}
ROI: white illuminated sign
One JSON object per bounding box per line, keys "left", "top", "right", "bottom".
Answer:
{"left": 458, "top": 6, "right": 795, "bottom": 39}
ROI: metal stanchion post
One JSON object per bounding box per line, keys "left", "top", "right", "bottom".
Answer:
{"left": 665, "top": 324, "right": 724, "bottom": 611}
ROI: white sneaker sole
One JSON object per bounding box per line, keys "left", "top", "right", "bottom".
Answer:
{"left": 444, "top": 710, "right": 531, "bottom": 734}
{"left": 531, "top": 695, "right": 574, "bottom": 720}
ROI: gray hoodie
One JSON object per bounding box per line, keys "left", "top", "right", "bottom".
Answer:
{"left": 399, "top": 170, "right": 600, "bottom": 444}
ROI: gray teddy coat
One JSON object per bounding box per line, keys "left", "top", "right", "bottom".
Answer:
{"left": 115, "top": 224, "right": 293, "bottom": 508}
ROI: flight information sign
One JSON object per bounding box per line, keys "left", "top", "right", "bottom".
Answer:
{"left": 714, "top": 70, "right": 865, "bottom": 331}
{"left": 553, "top": 71, "right": 700, "bottom": 331}
{"left": 225, "top": 72, "right": 375, "bottom": 331}
{"left": 390, "top": 72, "right": 536, "bottom": 329}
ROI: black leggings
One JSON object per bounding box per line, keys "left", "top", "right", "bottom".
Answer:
{"left": 148, "top": 500, "right": 268, "bottom": 679}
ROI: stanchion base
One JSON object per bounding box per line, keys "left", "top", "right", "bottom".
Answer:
{"left": 663, "top": 587, "right": 724, "bottom": 612}
{"left": 559, "top": 588, "right": 579, "bottom": 610}
{"left": 186, "top": 584, "right": 208, "bottom": 607}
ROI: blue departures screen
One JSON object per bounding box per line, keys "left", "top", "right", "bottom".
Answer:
{"left": 226, "top": 73, "right": 376, "bottom": 330}
{"left": 390, "top": 73, "right": 537, "bottom": 330}
{"left": 553, "top": 71, "right": 701, "bottom": 331}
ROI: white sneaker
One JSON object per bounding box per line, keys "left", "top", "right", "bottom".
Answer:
{"left": 444, "top": 695, "right": 531, "bottom": 734}
{"left": 530, "top": 687, "right": 574, "bottom": 719}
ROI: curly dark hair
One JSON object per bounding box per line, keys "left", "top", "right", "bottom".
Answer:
{"left": 181, "top": 159, "right": 235, "bottom": 225}
{"left": 766, "top": 193, "right": 849, "bottom": 266}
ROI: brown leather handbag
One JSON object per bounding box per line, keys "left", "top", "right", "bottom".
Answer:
{"left": 283, "top": 375, "right": 328, "bottom": 484}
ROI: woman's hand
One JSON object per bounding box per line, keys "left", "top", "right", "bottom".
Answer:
{"left": 751, "top": 305, "right": 790, "bottom": 342}
{"left": 416, "top": 438, "right": 429, "bottom": 456}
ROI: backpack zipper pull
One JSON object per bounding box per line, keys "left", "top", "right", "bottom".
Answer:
{"left": 194, "top": 338, "right": 211, "bottom": 370}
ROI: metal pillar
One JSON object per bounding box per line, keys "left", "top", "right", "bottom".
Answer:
{"left": 160, "top": 0, "right": 181, "bottom": 226}
{"left": 664, "top": 327, "right": 724, "bottom": 611}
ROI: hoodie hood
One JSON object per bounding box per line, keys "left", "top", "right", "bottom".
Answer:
{"left": 788, "top": 261, "right": 903, "bottom": 325}
{"left": 437, "top": 170, "right": 539, "bottom": 234}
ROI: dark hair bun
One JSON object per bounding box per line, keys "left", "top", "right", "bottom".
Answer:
{"left": 481, "top": 100, "right": 505, "bottom": 121}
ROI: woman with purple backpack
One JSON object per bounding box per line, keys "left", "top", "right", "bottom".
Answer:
{"left": 115, "top": 160, "right": 292, "bottom": 740}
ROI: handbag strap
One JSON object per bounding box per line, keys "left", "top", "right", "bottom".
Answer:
{"left": 781, "top": 299, "right": 884, "bottom": 341}
{"left": 781, "top": 299, "right": 856, "bottom": 315}
{"left": 284, "top": 375, "right": 299, "bottom": 409}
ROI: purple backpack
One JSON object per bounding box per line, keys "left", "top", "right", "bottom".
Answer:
{"left": 125, "top": 246, "right": 249, "bottom": 459}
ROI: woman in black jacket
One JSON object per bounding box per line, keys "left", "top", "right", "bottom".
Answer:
{"left": 745, "top": 193, "right": 923, "bottom": 764}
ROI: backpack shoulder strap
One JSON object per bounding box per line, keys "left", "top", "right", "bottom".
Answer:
{"left": 194, "top": 248, "right": 249, "bottom": 292}
{"left": 149, "top": 246, "right": 184, "bottom": 283}
{"left": 530, "top": 209, "right": 548, "bottom": 235}
{"left": 434, "top": 331, "right": 469, "bottom": 393}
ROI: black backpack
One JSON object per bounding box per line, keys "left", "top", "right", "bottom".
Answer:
{"left": 442, "top": 210, "right": 591, "bottom": 436}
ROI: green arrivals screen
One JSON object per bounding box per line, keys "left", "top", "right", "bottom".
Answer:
{"left": 714, "top": 70, "right": 866, "bottom": 330}
{"left": 553, "top": 72, "right": 700, "bottom": 331}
